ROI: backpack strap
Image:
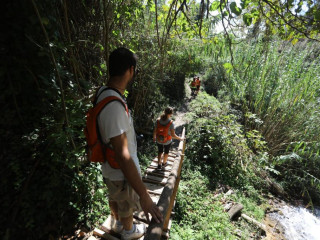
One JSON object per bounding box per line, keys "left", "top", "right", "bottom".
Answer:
{"left": 95, "top": 96, "right": 129, "bottom": 117}
{"left": 94, "top": 86, "right": 126, "bottom": 106}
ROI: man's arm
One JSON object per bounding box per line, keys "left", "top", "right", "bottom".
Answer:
{"left": 110, "top": 133, "right": 163, "bottom": 223}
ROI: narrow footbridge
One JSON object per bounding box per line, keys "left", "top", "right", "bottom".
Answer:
{"left": 93, "top": 127, "right": 186, "bottom": 240}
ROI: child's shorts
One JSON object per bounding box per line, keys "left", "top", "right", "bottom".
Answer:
{"left": 157, "top": 142, "right": 172, "bottom": 154}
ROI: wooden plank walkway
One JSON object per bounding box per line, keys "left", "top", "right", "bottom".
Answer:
{"left": 92, "top": 128, "right": 186, "bottom": 240}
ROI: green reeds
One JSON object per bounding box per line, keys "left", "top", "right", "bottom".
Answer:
{"left": 226, "top": 39, "right": 320, "bottom": 155}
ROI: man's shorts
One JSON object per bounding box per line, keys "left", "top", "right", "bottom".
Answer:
{"left": 104, "top": 178, "right": 141, "bottom": 218}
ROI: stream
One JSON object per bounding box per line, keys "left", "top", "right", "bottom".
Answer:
{"left": 269, "top": 205, "right": 320, "bottom": 240}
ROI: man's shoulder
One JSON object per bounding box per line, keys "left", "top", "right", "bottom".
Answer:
{"left": 97, "top": 87, "right": 122, "bottom": 103}
{"left": 97, "top": 89, "right": 128, "bottom": 119}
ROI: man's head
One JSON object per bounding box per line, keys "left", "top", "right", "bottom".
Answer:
{"left": 109, "top": 47, "right": 138, "bottom": 79}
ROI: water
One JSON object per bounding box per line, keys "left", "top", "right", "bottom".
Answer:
{"left": 270, "top": 205, "right": 320, "bottom": 240}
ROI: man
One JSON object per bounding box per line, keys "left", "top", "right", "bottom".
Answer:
{"left": 190, "top": 77, "right": 197, "bottom": 96}
{"left": 96, "top": 47, "right": 163, "bottom": 239}
{"left": 195, "top": 76, "right": 201, "bottom": 93}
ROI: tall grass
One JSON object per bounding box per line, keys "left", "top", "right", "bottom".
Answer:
{"left": 225, "top": 39, "right": 320, "bottom": 155}
{"left": 210, "top": 38, "right": 320, "bottom": 204}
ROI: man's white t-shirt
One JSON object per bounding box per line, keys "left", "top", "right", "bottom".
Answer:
{"left": 96, "top": 86, "right": 141, "bottom": 181}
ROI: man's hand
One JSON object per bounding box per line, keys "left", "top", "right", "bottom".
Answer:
{"left": 140, "top": 191, "right": 163, "bottom": 223}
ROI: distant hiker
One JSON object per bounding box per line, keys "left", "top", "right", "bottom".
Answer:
{"left": 190, "top": 77, "right": 197, "bottom": 96}
{"left": 153, "top": 107, "right": 184, "bottom": 170}
{"left": 94, "top": 47, "right": 163, "bottom": 239}
{"left": 195, "top": 76, "right": 201, "bottom": 93}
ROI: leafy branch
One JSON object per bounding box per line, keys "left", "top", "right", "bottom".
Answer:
{"left": 31, "top": 0, "right": 76, "bottom": 149}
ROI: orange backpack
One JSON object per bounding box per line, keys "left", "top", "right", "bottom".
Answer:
{"left": 84, "top": 90, "right": 129, "bottom": 168}
{"left": 156, "top": 120, "right": 173, "bottom": 143}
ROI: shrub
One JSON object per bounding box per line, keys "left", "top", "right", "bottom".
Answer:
{"left": 186, "top": 92, "right": 267, "bottom": 189}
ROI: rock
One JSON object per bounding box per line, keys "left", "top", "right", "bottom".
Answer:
{"left": 224, "top": 202, "right": 233, "bottom": 212}
{"left": 225, "top": 189, "right": 234, "bottom": 196}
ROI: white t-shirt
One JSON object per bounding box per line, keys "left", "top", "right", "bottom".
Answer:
{"left": 96, "top": 86, "right": 141, "bottom": 181}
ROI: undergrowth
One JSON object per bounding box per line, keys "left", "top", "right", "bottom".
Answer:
{"left": 170, "top": 92, "right": 269, "bottom": 239}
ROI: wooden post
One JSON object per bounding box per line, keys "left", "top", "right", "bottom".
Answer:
{"left": 144, "top": 128, "right": 186, "bottom": 240}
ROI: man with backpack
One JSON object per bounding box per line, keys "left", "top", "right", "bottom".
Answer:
{"left": 195, "top": 76, "right": 201, "bottom": 94}
{"left": 91, "top": 47, "right": 163, "bottom": 239}
{"left": 190, "top": 77, "right": 197, "bottom": 96}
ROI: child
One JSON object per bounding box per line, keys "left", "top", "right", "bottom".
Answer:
{"left": 153, "top": 107, "right": 184, "bottom": 170}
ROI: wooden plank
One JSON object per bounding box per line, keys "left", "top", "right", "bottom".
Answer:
{"left": 149, "top": 163, "right": 172, "bottom": 171}
{"left": 144, "top": 173, "right": 168, "bottom": 181}
{"left": 152, "top": 158, "right": 175, "bottom": 163}
{"left": 93, "top": 228, "right": 119, "bottom": 240}
{"left": 151, "top": 160, "right": 174, "bottom": 166}
{"left": 143, "top": 178, "right": 166, "bottom": 186}
{"left": 150, "top": 161, "right": 173, "bottom": 167}
{"left": 143, "top": 175, "right": 168, "bottom": 184}
{"left": 147, "top": 189, "right": 162, "bottom": 196}
{"left": 143, "top": 182, "right": 164, "bottom": 194}
{"left": 98, "top": 215, "right": 148, "bottom": 238}
{"left": 101, "top": 216, "right": 130, "bottom": 239}
{"left": 94, "top": 227, "right": 146, "bottom": 240}
{"left": 147, "top": 166, "right": 171, "bottom": 173}
{"left": 145, "top": 169, "right": 170, "bottom": 177}
{"left": 151, "top": 156, "right": 176, "bottom": 163}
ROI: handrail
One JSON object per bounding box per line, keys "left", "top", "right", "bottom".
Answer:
{"left": 144, "top": 127, "right": 186, "bottom": 240}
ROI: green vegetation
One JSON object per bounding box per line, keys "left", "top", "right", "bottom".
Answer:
{"left": 1, "top": 0, "right": 320, "bottom": 239}
{"left": 202, "top": 39, "right": 320, "bottom": 206}
{"left": 170, "top": 92, "right": 268, "bottom": 239}
{"left": 171, "top": 167, "right": 266, "bottom": 239}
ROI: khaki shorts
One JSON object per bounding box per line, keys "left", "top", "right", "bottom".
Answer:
{"left": 104, "top": 178, "right": 141, "bottom": 218}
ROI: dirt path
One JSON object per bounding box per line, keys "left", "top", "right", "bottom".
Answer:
{"left": 174, "top": 102, "right": 188, "bottom": 128}
{"left": 171, "top": 100, "right": 189, "bottom": 149}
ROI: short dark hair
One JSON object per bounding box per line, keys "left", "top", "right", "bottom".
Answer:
{"left": 109, "top": 47, "right": 137, "bottom": 77}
